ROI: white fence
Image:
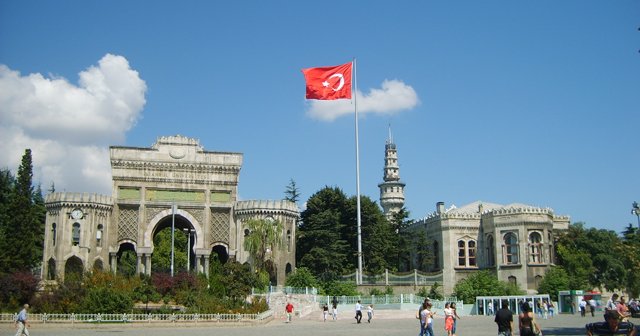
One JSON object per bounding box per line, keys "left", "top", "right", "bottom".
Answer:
{"left": 0, "top": 311, "right": 273, "bottom": 324}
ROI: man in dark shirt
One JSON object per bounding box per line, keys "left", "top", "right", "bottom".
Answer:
{"left": 586, "top": 311, "right": 637, "bottom": 335}
{"left": 495, "top": 300, "right": 514, "bottom": 336}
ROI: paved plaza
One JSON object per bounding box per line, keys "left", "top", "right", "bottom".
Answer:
{"left": 2, "top": 311, "right": 638, "bottom": 336}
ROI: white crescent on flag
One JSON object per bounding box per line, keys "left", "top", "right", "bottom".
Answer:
{"left": 322, "top": 73, "right": 345, "bottom": 91}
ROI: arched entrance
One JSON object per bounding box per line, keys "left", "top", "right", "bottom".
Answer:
{"left": 151, "top": 214, "right": 195, "bottom": 273}
{"left": 117, "top": 242, "right": 137, "bottom": 277}
{"left": 47, "top": 258, "right": 57, "bottom": 280}
{"left": 64, "top": 256, "right": 83, "bottom": 281}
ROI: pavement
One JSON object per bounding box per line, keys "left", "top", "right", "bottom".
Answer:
{"left": 2, "top": 311, "right": 638, "bottom": 336}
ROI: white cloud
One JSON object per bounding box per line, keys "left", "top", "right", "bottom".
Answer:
{"left": 0, "top": 54, "right": 146, "bottom": 194}
{"left": 306, "top": 79, "right": 419, "bottom": 122}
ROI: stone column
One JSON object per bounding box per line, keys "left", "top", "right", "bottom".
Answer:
{"left": 110, "top": 253, "right": 118, "bottom": 274}
{"left": 137, "top": 254, "right": 142, "bottom": 274}
{"left": 145, "top": 254, "right": 152, "bottom": 276}
{"left": 204, "top": 255, "right": 210, "bottom": 278}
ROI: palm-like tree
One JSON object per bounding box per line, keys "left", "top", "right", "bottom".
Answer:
{"left": 243, "top": 218, "right": 283, "bottom": 272}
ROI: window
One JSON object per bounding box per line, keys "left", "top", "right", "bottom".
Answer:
{"left": 52, "top": 223, "right": 57, "bottom": 246}
{"left": 528, "top": 232, "right": 543, "bottom": 263}
{"left": 468, "top": 240, "right": 477, "bottom": 266}
{"left": 503, "top": 232, "right": 519, "bottom": 264}
{"left": 458, "top": 240, "right": 466, "bottom": 266}
{"left": 96, "top": 224, "right": 104, "bottom": 247}
{"left": 548, "top": 232, "right": 554, "bottom": 264}
{"left": 486, "top": 235, "right": 495, "bottom": 266}
{"left": 508, "top": 276, "right": 517, "bottom": 286}
{"left": 457, "top": 239, "right": 478, "bottom": 267}
{"left": 72, "top": 223, "right": 81, "bottom": 246}
{"left": 287, "top": 229, "right": 291, "bottom": 252}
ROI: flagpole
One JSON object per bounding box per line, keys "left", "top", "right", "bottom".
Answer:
{"left": 353, "top": 58, "right": 363, "bottom": 285}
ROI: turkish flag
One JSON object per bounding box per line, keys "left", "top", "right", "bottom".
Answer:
{"left": 302, "top": 62, "right": 352, "bottom": 100}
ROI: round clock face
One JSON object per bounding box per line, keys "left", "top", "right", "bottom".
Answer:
{"left": 71, "top": 209, "right": 84, "bottom": 220}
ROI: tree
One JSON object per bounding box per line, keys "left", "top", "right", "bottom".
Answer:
{"left": 537, "top": 266, "right": 570, "bottom": 301}
{"left": 284, "top": 267, "right": 319, "bottom": 288}
{"left": 1, "top": 149, "right": 45, "bottom": 273}
{"left": 151, "top": 228, "right": 187, "bottom": 273}
{"left": 388, "top": 207, "right": 414, "bottom": 272}
{"left": 453, "top": 270, "right": 523, "bottom": 303}
{"left": 284, "top": 178, "right": 301, "bottom": 204}
{"left": 350, "top": 195, "right": 394, "bottom": 274}
{"left": 297, "top": 187, "right": 352, "bottom": 281}
{"left": 243, "top": 218, "right": 283, "bottom": 272}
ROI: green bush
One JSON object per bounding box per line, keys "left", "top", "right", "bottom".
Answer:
{"left": 79, "top": 287, "right": 133, "bottom": 313}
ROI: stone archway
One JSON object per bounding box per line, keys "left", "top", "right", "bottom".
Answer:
{"left": 65, "top": 256, "right": 83, "bottom": 281}
{"left": 117, "top": 242, "right": 137, "bottom": 276}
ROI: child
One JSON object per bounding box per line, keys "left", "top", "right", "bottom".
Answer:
{"left": 323, "top": 303, "right": 329, "bottom": 322}
{"left": 367, "top": 304, "right": 374, "bottom": 323}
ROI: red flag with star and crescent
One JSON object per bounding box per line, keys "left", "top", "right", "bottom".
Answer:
{"left": 301, "top": 62, "right": 352, "bottom": 100}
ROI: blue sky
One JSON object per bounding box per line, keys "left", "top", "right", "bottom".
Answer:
{"left": 1, "top": 1, "right": 638, "bottom": 231}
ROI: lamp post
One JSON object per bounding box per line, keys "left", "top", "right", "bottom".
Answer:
{"left": 632, "top": 201, "right": 640, "bottom": 230}
{"left": 183, "top": 228, "right": 192, "bottom": 272}
{"left": 171, "top": 203, "right": 176, "bottom": 277}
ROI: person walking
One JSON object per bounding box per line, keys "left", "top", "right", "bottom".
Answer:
{"left": 285, "top": 301, "right": 294, "bottom": 323}
{"left": 367, "top": 304, "right": 374, "bottom": 323}
{"left": 519, "top": 303, "right": 541, "bottom": 336}
{"left": 495, "top": 300, "right": 514, "bottom": 336}
{"left": 444, "top": 302, "right": 454, "bottom": 336}
{"left": 14, "top": 304, "right": 30, "bottom": 336}
{"left": 451, "top": 302, "right": 461, "bottom": 336}
{"left": 355, "top": 300, "right": 363, "bottom": 323}
{"left": 580, "top": 298, "right": 588, "bottom": 317}
{"left": 331, "top": 296, "right": 339, "bottom": 320}
{"left": 322, "top": 303, "right": 329, "bottom": 322}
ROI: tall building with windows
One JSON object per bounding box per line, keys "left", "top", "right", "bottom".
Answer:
{"left": 379, "top": 136, "right": 570, "bottom": 295}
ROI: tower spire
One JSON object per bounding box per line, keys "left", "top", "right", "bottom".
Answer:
{"left": 378, "top": 127, "right": 405, "bottom": 218}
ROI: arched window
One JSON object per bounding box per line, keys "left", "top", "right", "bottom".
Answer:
{"left": 508, "top": 275, "right": 517, "bottom": 286}
{"left": 534, "top": 275, "right": 543, "bottom": 289}
{"left": 468, "top": 240, "right": 477, "bottom": 266}
{"left": 47, "top": 258, "right": 56, "bottom": 280}
{"left": 528, "top": 232, "right": 543, "bottom": 263}
{"left": 486, "top": 235, "right": 495, "bottom": 266}
{"left": 286, "top": 229, "right": 291, "bottom": 252}
{"left": 72, "top": 223, "right": 81, "bottom": 246}
{"left": 457, "top": 239, "right": 478, "bottom": 267}
{"left": 96, "top": 224, "right": 104, "bottom": 247}
{"left": 503, "top": 232, "right": 519, "bottom": 264}
{"left": 52, "top": 223, "right": 57, "bottom": 246}
{"left": 458, "top": 240, "right": 466, "bottom": 266}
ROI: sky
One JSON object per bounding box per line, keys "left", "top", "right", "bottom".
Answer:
{"left": 1, "top": 1, "right": 639, "bottom": 232}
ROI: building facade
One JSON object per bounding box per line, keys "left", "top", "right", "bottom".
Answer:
{"left": 378, "top": 137, "right": 570, "bottom": 295}
{"left": 42, "top": 135, "right": 298, "bottom": 285}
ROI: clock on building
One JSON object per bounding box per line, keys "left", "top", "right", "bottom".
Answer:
{"left": 71, "top": 208, "right": 84, "bottom": 220}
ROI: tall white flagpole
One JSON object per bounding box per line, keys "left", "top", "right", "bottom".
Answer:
{"left": 353, "top": 58, "right": 363, "bottom": 285}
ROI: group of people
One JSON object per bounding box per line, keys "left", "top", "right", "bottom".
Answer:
{"left": 494, "top": 301, "right": 543, "bottom": 336}
{"left": 319, "top": 297, "right": 373, "bottom": 324}
{"left": 417, "top": 298, "right": 461, "bottom": 336}
{"left": 584, "top": 293, "right": 637, "bottom": 335}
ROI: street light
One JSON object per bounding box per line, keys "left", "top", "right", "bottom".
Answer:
{"left": 632, "top": 201, "right": 640, "bottom": 230}
{"left": 183, "top": 228, "right": 192, "bottom": 272}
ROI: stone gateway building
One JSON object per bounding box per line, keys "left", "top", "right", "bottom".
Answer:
{"left": 42, "top": 135, "right": 298, "bottom": 285}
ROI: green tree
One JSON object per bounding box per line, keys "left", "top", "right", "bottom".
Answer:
{"left": 284, "top": 178, "right": 301, "bottom": 204}
{"left": 243, "top": 218, "right": 283, "bottom": 272}
{"left": 620, "top": 225, "right": 640, "bottom": 297}
{"left": 297, "top": 187, "right": 351, "bottom": 281}
{"left": 1, "top": 149, "right": 45, "bottom": 272}
{"left": 151, "top": 228, "right": 187, "bottom": 273}
{"left": 353, "top": 195, "right": 394, "bottom": 274}
{"left": 284, "top": 267, "right": 319, "bottom": 288}
{"left": 453, "top": 270, "right": 523, "bottom": 303}
{"left": 537, "top": 266, "right": 570, "bottom": 301}
{"left": 388, "top": 207, "right": 414, "bottom": 272}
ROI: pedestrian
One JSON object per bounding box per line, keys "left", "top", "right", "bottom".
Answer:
{"left": 519, "top": 302, "right": 541, "bottom": 336}
{"left": 332, "top": 302, "right": 338, "bottom": 320}
{"left": 488, "top": 300, "right": 494, "bottom": 315}
{"left": 422, "top": 301, "right": 435, "bottom": 336}
{"left": 580, "top": 298, "right": 588, "bottom": 317}
{"left": 355, "top": 300, "right": 363, "bottom": 323}
{"left": 367, "top": 304, "right": 374, "bottom": 323}
{"left": 495, "top": 300, "right": 514, "bottom": 336}
{"left": 418, "top": 299, "right": 429, "bottom": 336}
{"left": 14, "top": 303, "right": 30, "bottom": 336}
{"left": 548, "top": 301, "right": 555, "bottom": 318}
{"left": 322, "top": 303, "right": 329, "bottom": 322}
{"left": 451, "top": 302, "right": 461, "bottom": 336}
{"left": 606, "top": 294, "right": 619, "bottom": 311}
{"left": 586, "top": 310, "right": 637, "bottom": 336}
{"left": 444, "top": 302, "right": 454, "bottom": 335}
{"left": 285, "top": 301, "right": 294, "bottom": 323}
{"left": 589, "top": 298, "right": 596, "bottom": 317}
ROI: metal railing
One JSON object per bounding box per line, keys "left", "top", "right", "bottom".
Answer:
{"left": 0, "top": 311, "right": 273, "bottom": 324}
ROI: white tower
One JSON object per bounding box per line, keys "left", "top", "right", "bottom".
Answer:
{"left": 378, "top": 127, "right": 405, "bottom": 218}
